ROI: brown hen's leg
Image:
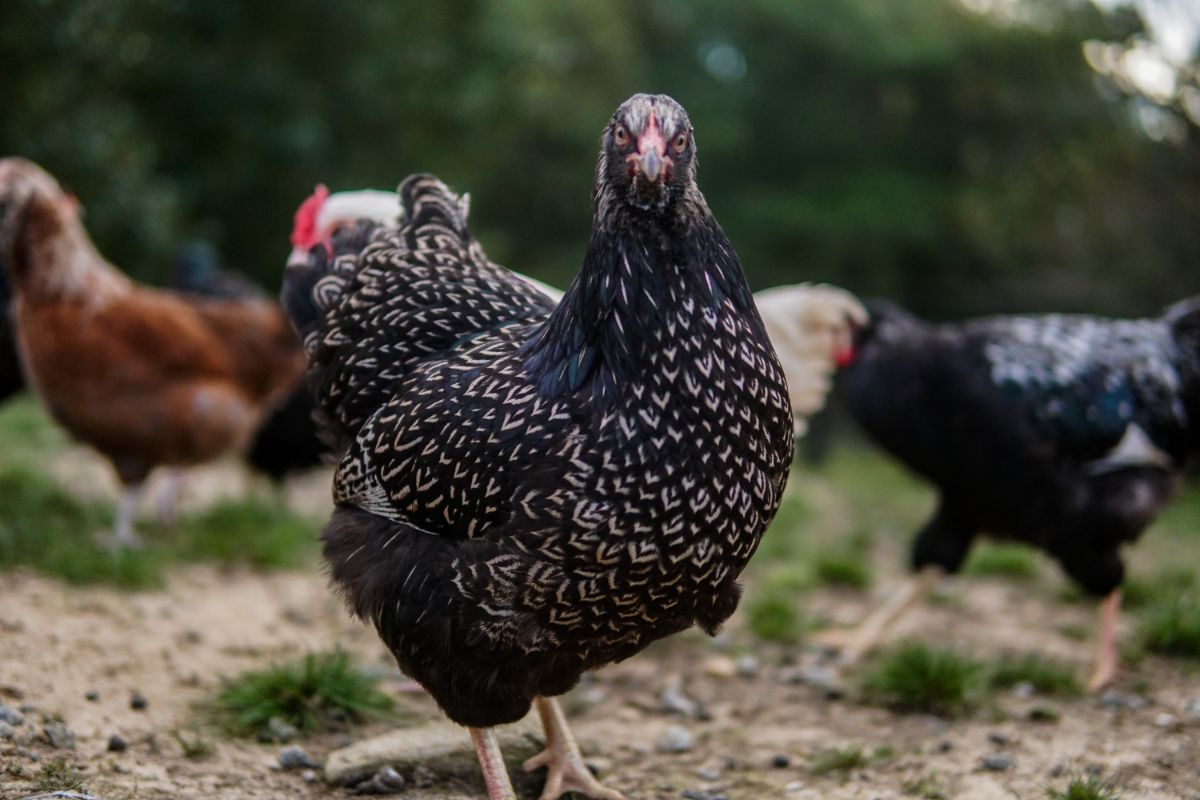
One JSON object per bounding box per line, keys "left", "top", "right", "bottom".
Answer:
{"left": 105, "top": 484, "right": 144, "bottom": 549}
{"left": 525, "top": 696, "right": 627, "bottom": 800}
{"left": 814, "top": 566, "right": 944, "bottom": 665}
{"left": 470, "top": 727, "right": 517, "bottom": 800}
{"left": 1087, "top": 589, "right": 1122, "bottom": 692}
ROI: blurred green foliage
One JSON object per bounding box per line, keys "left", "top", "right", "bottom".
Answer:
{"left": 2, "top": 0, "right": 1197, "bottom": 315}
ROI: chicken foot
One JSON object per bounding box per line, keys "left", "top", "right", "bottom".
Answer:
{"left": 525, "top": 696, "right": 626, "bottom": 800}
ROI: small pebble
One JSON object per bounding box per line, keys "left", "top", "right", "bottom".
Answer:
{"left": 771, "top": 754, "right": 791, "bottom": 769}
{"left": 0, "top": 704, "right": 23, "bottom": 726}
{"left": 278, "top": 745, "right": 321, "bottom": 770}
{"left": 1186, "top": 698, "right": 1200, "bottom": 718}
{"left": 1155, "top": 713, "right": 1179, "bottom": 729}
{"left": 108, "top": 734, "right": 128, "bottom": 753}
{"left": 1012, "top": 681, "right": 1035, "bottom": 700}
{"left": 1048, "top": 763, "right": 1066, "bottom": 778}
{"left": 300, "top": 768, "right": 318, "bottom": 783}
{"left": 352, "top": 765, "right": 406, "bottom": 795}
{"left": 735, "top": 655, "right": 760, "bottom": 678}
{"left": 0, "top": 721, "right": 13, "bottom": 739}
{"left": 130, "top": 691, "right": 148, "bottom": 711}
{"left": 85, "top": 690, "right": 100, "bottom": 702}
{"left": 794, "top": 665, "right": 844, "bottom": 698}
{"left": 262, "top": 716, "right": 299, "bottom": 743}
{"left": 658, "top": 725, "right": 695, "bottom": 754}
{"left": 43, "top": 721, "right": 75, "bottom": 749}
{"left": 1099, "top": 690, "right": 1147, "bottom": 710}
{"left": 661, "top": 684, "right": 702, "bottom": 718}
{"left": 936, "top": 740, "right": 953, "bottom": 753}
{"left": 702, "top": 656, "right": 738, "bottom": 679}
{"left": 987, "top": 731, "right": 1010, "bottom": 747}
{"left": 695, "top": 765, "right": 721, "bottom": 781}
{"left": 982, "top": 754, "right": 1013, "bottom": 772}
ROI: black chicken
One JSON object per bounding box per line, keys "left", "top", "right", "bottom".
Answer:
{"left": 169, "top": 241, "right": 326, "bottom": 484}
{"left": 823, "top": 299, "right": 1200, "bottom": 690}
{"left": 282, "top": 94, "right": 793, "bottom": 799}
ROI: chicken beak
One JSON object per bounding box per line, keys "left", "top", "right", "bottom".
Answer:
{"left": 638, "top": 147, "right": 665, "bottom": 183}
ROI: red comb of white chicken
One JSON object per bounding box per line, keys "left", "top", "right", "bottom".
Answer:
{"left": 287, "top": 185, "right": 401, "bottom": 264}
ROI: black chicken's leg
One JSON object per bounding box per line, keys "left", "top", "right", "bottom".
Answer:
{"left": 524, "top": 696, "right": 626, "bottom": 800}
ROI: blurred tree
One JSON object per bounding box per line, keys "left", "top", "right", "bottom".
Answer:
{"left": 1, "top": 0, "right": 1196, "bottom": 316}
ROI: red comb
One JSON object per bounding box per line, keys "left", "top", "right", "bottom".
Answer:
{"left": 290, "top": 184, "right": 329, "bottom": 250}
{"left": 835, "top": 346, "right": 858, "bottom": 368}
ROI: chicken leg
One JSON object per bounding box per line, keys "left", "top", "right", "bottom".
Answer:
{"left": 524, "top": 696, "right": 626, "bottom": 800}
{"left": 814, "top": 566, "right": 944, "bottom": 665}
{"left": 107, "top": 484, "right": 144, "bottom": 549}
{"left": 470, "top": 727, "right": 517, "bottom": 800}
{"left": 1087, "top": 589, "right": 1122, "bottom": 692}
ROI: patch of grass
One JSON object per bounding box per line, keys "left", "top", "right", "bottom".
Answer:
{"left": 171, "top": 498, "right": 317, "bottom": 569}
{"left": 744, "top": 591, "right": 805, "bottom": 644}
{"left": 211, "top": 650, "right": 394, "bottom": 738}
{"left": 1139, "top": 591, "right": 1200, "bottom": 659}
{"left": 1122, "top": 569, "right": 1197, "bottom": 610}
{"left": 0, "top": 465, "right": 319, "bottom": 588}
{"left": 1046, "top": 775, "right": 1121, "bottom": 800}
{"left": 0, "top": 465, "right": 165, "bottom": 589}
{"left": 963, "top": 543, "right": 1039, "bottom": 580}
{"left": 860, "top": 642, "right": 984, "bottom": 717}
{"left": 173, "top": 729, "right": 216, "bottom": 760}
{"left": 987, "top": 653, "right": 1081, "bottom": 696}
{"left": 813, "top": 551, "right": 872, "bottom": 589}
{"left": 809, "top": 746, "right": 869, "bottom": 776}
{"left": 902, "top": 773, "right": 951, "bottom": 799}
{"left": 35, "top": 757, "right": 86, "bottom": 793}
{"left": 757, "top": 494, "right": 813, "bottom": 561}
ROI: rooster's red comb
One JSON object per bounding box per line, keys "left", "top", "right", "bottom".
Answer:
{"left": 290, "top": 184, "right": 330, "bottom": 250}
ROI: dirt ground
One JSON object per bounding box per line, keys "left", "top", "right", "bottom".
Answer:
{"left": 2, "top": 455, "right": 1200, "bottom": 799}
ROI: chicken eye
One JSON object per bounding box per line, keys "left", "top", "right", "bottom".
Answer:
{"left": 613, "top": 125, "right": 629, "bottom": 147}
{"left": 672, "top": 132, "right": 689, "bottom": 154}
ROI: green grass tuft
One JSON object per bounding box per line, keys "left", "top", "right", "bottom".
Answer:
{"left": 988, "top": 653, "right": 1081, "bottom": 696}
{"left": 744, "top": 591, "right": 805, "bottom": 644}
{"left": 861, "top": 642, "right": 984, "bottom": 717}
{"left": 173, "top": 729, "right": 217, "bottom": 760}
{"left": 963, "top": 543, "right": 1039, "bottom": 580}
{"left": 1046, "top": 775, "right": 1121, "bottom": 800}
{"left": 35, "top": 757, "right": 87, "bottom": 793}
{"left": 813, "top": 551, "right": 872, "bottom": 589}
{"left": 1139, "top": 591, "right": 1200, "bottom": 659}
{"left": 171, "top": 498, "right": 317, "bottom": 569}
{"left": 211, "top": 650, "right": 394, "bottom": 738}
{"left": 809, "top": 746, "right": 869, "bottom": 776}
{"left": 1122, "top": 569, "right": 1197, "bottom": 610}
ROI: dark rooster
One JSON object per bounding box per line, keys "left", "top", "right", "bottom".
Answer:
{"left": 822, "top": 300, "right": 1200, "bottom": 690}
{"left": 283, "top": 94, "right": 793, "bottom": 799}
{"left": 168, "top": 241, "right": 326, "bottom": 484}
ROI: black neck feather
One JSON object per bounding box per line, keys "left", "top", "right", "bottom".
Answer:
{"left": 524, "top": 193, "right": 760, "bottom": 402}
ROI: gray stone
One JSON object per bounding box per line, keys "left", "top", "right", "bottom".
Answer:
{"left": 982, "top": 754, "right": 1013, "bottom": 772}
{"left": 352, "top": 766, "right": 406, "bottom": 795}
{"left": 108, "top": 734, "right": 128, "bottom": 752}
{"left": 0, "top": 704, "right": 23, "bottom": 726}
{"left": 735, "top": 655, "right": 761, "bottom": 678}
{"left": 1154, "top": 713, "right": 1179, "bottom": 729}
{"left": 262, "top": 716, "right": 299, "bottom": 743}
{"left": 278, "top": 745, "right": 322, "bottom": 770}
{"left": 43, "top": 721, "right": 75, "bottom": 749}
{"left": 129, "top": 691, "right": 148, "bottom": 711}
{"left": 658, "top": 725, "right": 695, "bottom": 754}
{"left": 0, "top": 721, "right": 13, "bottom": 739}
